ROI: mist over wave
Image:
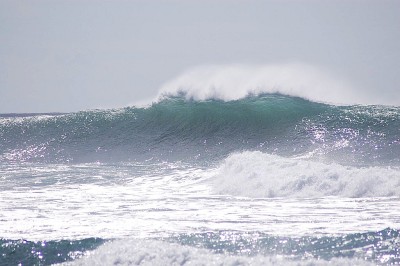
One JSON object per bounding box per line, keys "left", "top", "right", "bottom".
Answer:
{"left": 158, "top": 63, "right": 366, "bottom": 105}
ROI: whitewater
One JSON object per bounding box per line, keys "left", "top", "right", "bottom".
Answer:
{"left": 1, "top": 66, "right": 400, "bottom": 265}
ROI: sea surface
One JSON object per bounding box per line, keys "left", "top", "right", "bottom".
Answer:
{"left": 1, "top": 93, "right": 400, "bottom": 265}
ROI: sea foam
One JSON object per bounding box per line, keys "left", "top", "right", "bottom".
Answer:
{"left": 62, "top": 239, "right": 373, "bottom": 266}
{"left": 212, "top": 151, "right": 400, "bottom": 198}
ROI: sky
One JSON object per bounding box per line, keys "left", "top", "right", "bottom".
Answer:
{"left": 0, "top": 0, "right": 399, "bottom": 113}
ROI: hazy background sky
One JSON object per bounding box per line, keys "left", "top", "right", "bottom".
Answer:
{"left": 1, "top": 0, "right": 399, "bottom": 113}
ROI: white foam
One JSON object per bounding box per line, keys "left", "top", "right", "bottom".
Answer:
{"left": 212, "top": 151, "right": 400, "bottom": 198}
{"left": 62, "top": 239, "right": 373, "bottom": 266}
{"left": 157, "top": 63, "right": 364, "bottom": 105}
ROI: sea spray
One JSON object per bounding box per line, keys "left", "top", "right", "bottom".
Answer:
{"left": 157, "top": 63, "right": 358, "bottom": 104}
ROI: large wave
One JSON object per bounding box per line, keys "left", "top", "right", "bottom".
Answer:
{"left": 1, "top": 94, "right": 399, "bottom": 165}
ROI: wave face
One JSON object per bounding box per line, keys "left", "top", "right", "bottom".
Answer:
{"left": 1, "top": 94, "right": 399, "bottom": 165}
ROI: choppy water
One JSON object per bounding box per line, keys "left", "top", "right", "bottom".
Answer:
{"left": 1, "top": 94, "right": 399, "bottom": 265}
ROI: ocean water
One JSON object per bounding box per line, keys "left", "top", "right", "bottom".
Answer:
{"left": 1, "top": 93, "right": 400, "bottom": 265}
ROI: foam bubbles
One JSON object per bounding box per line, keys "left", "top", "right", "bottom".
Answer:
{"left": 212, "top": 151, "right": 400, "bottom": 198}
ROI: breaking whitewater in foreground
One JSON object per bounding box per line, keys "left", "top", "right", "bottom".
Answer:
{"left": 1, "top": 92, "right": 400, "bottom": 265}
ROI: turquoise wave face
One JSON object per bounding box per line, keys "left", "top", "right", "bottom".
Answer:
{"left": 0, "top": 94, "right": 399, "bottom": 166}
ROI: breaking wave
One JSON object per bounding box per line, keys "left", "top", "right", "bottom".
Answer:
{"left": 0, "top": 94, "right": 399, "bottom": 165}
{"left": 212, "top": 151, "right": 400, "bottom": 198}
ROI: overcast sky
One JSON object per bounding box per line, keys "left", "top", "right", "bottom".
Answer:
{"left": 1, "top": 0, "right": 399, "bottom": 113}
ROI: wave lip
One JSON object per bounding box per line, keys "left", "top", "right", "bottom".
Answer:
{"left": 212, "top": 151, "right": 400, "bottom": 198}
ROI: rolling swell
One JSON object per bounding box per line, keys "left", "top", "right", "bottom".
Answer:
{"left": 3, "top": 229, "right": 398, "bottom": 265}
{"left": 0, "top": 94, "right": 399, "bottom": 165}
{"left": 55, "top": 229, "right": 400, "bottom": 265}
